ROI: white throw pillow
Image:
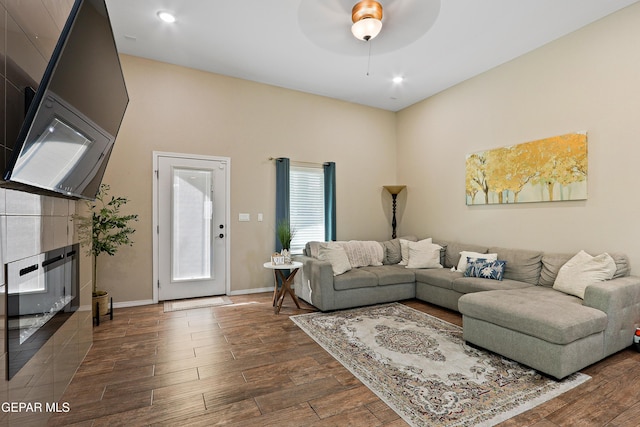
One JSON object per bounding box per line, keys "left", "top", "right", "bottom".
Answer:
{"left": 553, "top": 250, "right": 616, "bottom": 299}
{"left": 406, "top": 241, "right": 443, "bottom": 269}
{"left": 318, "top": 243, "right": 352, "bottom": 276}
{"left": 399, "top": 237, "right": 431, "bottom": 266}
{"left": 457, "top": 251, "right": 497, "bottom": 272}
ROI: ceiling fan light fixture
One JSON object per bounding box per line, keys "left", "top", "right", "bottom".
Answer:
{"left": 157, "top": 11, "right": 176, "bottom": 23}
{"left": 351, "top": 0, "right": 383, "bottom": 41}
{"left": 351, "top": 18, "right": 382, "bottom": 41}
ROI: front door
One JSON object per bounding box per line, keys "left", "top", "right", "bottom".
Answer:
{"left": 156, "top": 154, "right": 228, "bottom": 301}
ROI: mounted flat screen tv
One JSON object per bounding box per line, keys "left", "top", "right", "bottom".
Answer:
{"left": 2, "top": 0, "right": 128, "bottom": 200}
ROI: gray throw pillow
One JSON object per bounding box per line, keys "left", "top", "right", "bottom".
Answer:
{"left": 381, "top": 239, "right": 401, "bottom": 264}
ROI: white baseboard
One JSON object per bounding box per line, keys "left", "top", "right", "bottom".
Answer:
{"left": 112, "top": 299, "right": 155, "bottom": 309}
{"left": 228, "top": 287, "right": 273, "bottom": 296}
{"left": 113, "top": 289, "right": 274, "bottom": 307}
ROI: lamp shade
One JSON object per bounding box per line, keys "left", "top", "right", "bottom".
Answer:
{"left": 383, "top": 185, "right": 406, "bottom": 195}
{"left": 351, "top": 18, "right": 382, "bottom": 41}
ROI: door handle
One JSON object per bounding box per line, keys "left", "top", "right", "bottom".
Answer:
{"left": 219, "top": 233, "right": 224, "bottom": 238}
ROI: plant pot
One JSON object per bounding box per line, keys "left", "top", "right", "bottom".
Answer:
{"left": 92, "top": 291, "right": 110, "bottom": 317}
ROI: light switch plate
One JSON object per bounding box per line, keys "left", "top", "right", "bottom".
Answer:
{"left": 239, "top": 213, "right": 250, "bottom": 222}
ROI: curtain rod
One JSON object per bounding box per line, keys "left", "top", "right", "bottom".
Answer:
{"left": 268, "top": 157, "right": 326, "bottom": 167}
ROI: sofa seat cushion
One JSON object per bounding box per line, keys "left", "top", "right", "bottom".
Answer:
{"left": 361, "top": 265, "right": 416, "bottom": 286}
{"left": 333, "top": 268, "right": 378, "bottom": 290}
{"left": 458, "top": 287, "right": 608, "bottom": 345}
{"left": 414, "top": 269, "right": 462, "bottom": 290}
{"left": 452, "top": 277, "right": 533, "bottom": 294}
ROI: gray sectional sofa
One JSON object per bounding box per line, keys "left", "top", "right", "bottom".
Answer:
{"left": 293, "top": 238, "right": 640, "bottom": 379}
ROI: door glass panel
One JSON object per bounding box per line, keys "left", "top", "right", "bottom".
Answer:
{"left": 172, "top": 167, "right": 213, "bottom": 281}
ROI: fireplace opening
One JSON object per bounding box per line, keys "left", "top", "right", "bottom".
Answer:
{"left": 6, "top": 244, "right": 79, "bottom": 379}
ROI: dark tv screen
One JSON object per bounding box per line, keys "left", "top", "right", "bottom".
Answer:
{"left": 2, "top": 0, "right": 128, "bottom": 200}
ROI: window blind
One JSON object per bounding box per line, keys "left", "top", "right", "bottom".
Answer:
{"left": 290, "top": 165, "right": 325, "bottom": 254}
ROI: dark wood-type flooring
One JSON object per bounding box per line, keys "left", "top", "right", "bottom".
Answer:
{"left": 48, "top": 293, "right": 640, "bottom": 426}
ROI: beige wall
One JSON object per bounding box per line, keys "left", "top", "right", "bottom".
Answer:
{"left": 396, "top": 4, "right": 640, "bottom": 272}
{"left": 99, "top": 3, "right": 640, "bottom": 304}
{"left": 99, "top": 55, "right": 397, "bottom": 302}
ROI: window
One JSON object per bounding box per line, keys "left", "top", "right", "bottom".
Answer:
{"left": 290, "top": 164, "right": 325, "bottom": 254}
{"left": 275, "top": 157, "right": 335, "bottom": 253}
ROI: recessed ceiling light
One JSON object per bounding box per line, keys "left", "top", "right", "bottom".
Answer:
{"left": 392, "top": 76, "right": 404, "bottom": 84}
{"left": 157, "top": 11, "right": 176, "bottom": 23}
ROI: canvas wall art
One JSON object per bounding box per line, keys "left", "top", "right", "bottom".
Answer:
{"left": 466, "top": 132, "right": 587, "bottom": 205}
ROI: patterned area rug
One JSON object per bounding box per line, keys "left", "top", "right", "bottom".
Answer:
{"left": 163, "top": 296, "right": 233, "bottom": 312}
{"left": 291, "top": 303, "right": 590, "bottom": 426}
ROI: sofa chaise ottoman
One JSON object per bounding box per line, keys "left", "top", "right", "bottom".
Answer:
{"left": 458, "top": 252, "right": 640, "bottom": 379}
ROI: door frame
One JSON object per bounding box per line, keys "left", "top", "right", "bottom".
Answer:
{"left": 152, "top": 151, "right": 231, "bottom": 303}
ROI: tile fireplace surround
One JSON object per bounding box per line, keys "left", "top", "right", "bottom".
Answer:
{"left": 0, "top": 188, "right": 93, "bottom": 426}
{"left": 0, "top": 1, "right": 93, "bottom": 423}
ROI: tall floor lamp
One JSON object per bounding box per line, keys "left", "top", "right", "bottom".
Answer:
{"left": 383, "top": 185, "right": 406, "bottom": 239}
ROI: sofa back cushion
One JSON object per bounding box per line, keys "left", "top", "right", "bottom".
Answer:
{"left": 539, "top": 252, "right": 572, "bottom": 287}
{"left": 305, "top": 241, "right": 323, "bottom": 258}
{"left": 433, "top": 239, "right": 489, "bottom": 269}
{"left": 540, "top": 251, "right": 631, "bottom": 287}
{"left": 489, "top": 246, "right": 543, "bottom": 286}
{"left": 609, "top": 252, "right": 631, "bottom": 278}
{"left": 309, "top": 238, "right": 415, "bottom": 266}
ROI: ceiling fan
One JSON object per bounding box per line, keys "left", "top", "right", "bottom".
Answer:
{"left": 298, "top": 0, "right": 441, "bottom": 56}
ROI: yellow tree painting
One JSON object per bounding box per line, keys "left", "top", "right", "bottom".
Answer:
{"left": 466, "top": 132, "right": 587, "bottom": 205}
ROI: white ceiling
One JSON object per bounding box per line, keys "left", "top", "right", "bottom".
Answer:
{"left": 104, "top": 0, "right": 638, "bottom": 112}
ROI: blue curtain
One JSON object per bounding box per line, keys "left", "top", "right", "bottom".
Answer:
{"left": 324, "top": 162, "right": 336, "bottom": 241}
{"left": 275, "top": 157, "right": 290, "bottom": 251}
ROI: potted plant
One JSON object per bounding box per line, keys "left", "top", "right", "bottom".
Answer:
{"left": 276, "top": 219, "right": 295, "bottom": 262}
{"left": 87, "top": 184, "right": 138, "bottom": 317}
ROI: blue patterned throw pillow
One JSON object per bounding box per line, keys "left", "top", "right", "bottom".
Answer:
{"left": 464, "top": 257, "right": 507, "bottom": 281}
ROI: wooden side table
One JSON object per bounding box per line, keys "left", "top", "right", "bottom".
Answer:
{"left": 263, "top": 261, "right": 302, "bottom": 314}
